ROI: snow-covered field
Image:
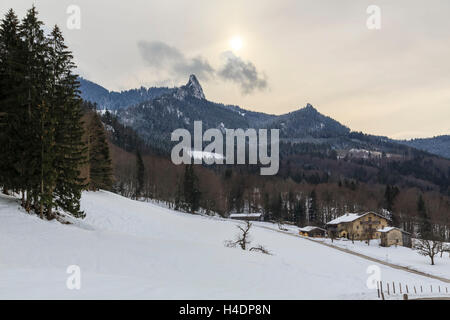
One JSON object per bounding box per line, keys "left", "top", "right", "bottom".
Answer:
{"left": 314, "top": 238, "right": 450, "bottom": 280}
{"left": 0, "top": 191, "right": 448, "bottom": 299}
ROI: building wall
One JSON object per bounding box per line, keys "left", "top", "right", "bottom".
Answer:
{"left": 336, "top": 213, "right": 389, "bottom": 240}
{"left": 380, "top": 229, "right": 403, "bottom": 247}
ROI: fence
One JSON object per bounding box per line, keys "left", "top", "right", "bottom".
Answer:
{"left": 377, "top": 281, "right": 449, "bottom": 300}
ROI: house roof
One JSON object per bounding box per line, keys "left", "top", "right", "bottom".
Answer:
{"left": 229, "top": 213, "right": 262, "bottom": 218}
{"left": 326, "top": 213, "right": 363, "bottom": 225}
{"left": 326, "top": 212, "right": 390, "bottom": 225}
{"left": 299, "top": 226, "right": 326, "bottom": 232}
{"left": 377, "top": 227, "right": 411, "bottom": 235}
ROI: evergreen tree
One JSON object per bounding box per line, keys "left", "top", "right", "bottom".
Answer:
{"left": 17, "top": 6, "right": 50, "bottom": 213}
{"left": 384, "top": 184, "right": 400, "bottom": 226}
{"left": 49, "top": 25, "right": 86, "bottom": 218}
{"left": 88, "top": 112, "right": 113, "bottom": 191}
{"left": 0, "top": 7, "right": 98, "bottom": 219}
{"left": 0, "top": 9, "right": 22, "bottom": 195}
{"left": 183, "top": 164, "right": 201, "bottom": 213}
{"left": 417, "top": 194, "right": 432, "bottom": 239}
{"left": 135, "top": 149, "right": 145, "bottom": 199}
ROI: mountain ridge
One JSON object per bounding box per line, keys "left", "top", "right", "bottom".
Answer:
{"left": 79, "top": 75, "right": 450, "bottom": 159}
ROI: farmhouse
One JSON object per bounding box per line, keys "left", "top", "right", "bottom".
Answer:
{"left": 326, "top": 212, "right": 389, "bottom": 240}
{"left": 378, "top": 227, "right": 412, "bottom": 248}
{"left": 229, "top": 213, "right": 263, "bottom": 221}
{"left": 299, "top": 226, "right": 326, "bottom": 237}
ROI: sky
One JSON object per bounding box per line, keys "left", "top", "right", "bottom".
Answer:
{"left": 1, "top": 0, "right": 450, "bottom": 139}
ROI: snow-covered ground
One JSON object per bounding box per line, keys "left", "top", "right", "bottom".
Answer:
{"left": 313, "top": 238, "right": 450, "bottom": 280}
{"left": 0, "top": 191, "right": 448, "bottom": 299}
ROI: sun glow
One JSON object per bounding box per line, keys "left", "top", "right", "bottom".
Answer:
{"left": 229, "top": 36, "right": 243, "bottom": 52}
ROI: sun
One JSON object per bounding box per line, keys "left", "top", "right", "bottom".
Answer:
{"left": 229, "top": 36, "right": 243, "bottom": 52}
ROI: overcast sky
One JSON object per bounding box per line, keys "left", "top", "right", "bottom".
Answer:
{"left": 2, "top": 0, "right": 450, "bottom": 139}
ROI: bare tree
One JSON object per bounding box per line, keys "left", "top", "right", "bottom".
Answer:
{"left": 225, "top": 221, "right": 252, "bottom": 250}
{"left": 225, "top": 221, "right": 271, "bottom": 254}
{"left": 414, "top": 238, "right": 443, "bottom": 265}
{"left": 249, "top": 244, "right": 271, "bottom": 255}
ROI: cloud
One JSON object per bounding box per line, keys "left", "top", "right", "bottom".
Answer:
{"left": 218, "top": 51, "right": 268, "bottom": 94}
{"left": 138, "top": 41, "right": 268, "bottom": 94}
{"left": 137, "top": 41, "right": 214, "bottom": 80}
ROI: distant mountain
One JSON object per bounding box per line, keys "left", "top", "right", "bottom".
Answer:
{"left": 78, "top": 77, "right": 173, "bottom": 111}
{"left": 270, "top": 103, "right": 350, "bottom": 139}
{"left": 79, "top": 75, "right": 445, "bottom": 159}
{"left": 85, "top": 74, "right": 450, "bottom": 196}
{"left": 397, "top": 135, "right": 450, "bottom": 159}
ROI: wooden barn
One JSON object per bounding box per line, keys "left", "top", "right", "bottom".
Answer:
{"left": 299, "top": 226, "right": 327, "bottom": 238}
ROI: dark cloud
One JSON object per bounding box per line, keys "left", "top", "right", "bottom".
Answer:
{"left": 138, "top": 41, "right": 267, "bottom": 94}
{"left": 137, "top": 41, "right": 214, "bottom": 80}
{"left": 218, "top": 51, "right": 268, "bottom": 94}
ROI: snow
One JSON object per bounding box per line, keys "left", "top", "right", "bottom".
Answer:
{"left": 315, "top": 238, "right": 450, "bottom": 280}
{"left": 377, "top": 227, "right": 398, "bottom": 233}
{"left": 0, "top": 191, "right": 448, "bottom": 299}
{"left": 187, "top": 150, "right": 224, "bottom": 161}
{"left": 229, "top": 213, "right": 262, "bottom": 218}
{"left": 299, "top": 226, "right": 325, "bottom": 232}
{"left": 326, "top": 213, "right": 362, "bottom": 225}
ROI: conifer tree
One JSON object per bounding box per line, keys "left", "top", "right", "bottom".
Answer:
{"left": 183, "top": 164, "right": 201, "bottom": 213}
{"left": 17, "top": 6, "right": 49, "bottom": 213}
{"left": 49, "top": 25, "right": 86, "bottom": 218}
{"left": 88, "top": 112, "right": 113, "bottom": 191}
{"left": 0, "top": 9, "right": 21, "bottom": 195}
{"left": 1, "top": 7, "right": 89, "bottom": 219}
{"left": 135, "top": 149, "right": 145, "bottom": 199}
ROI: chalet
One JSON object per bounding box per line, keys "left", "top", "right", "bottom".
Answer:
{"left": 326, "top": 212, "right": 390, "bottom": 240}
{"left": 377, "top": 227, "right": 412, "bottom": 248}
{"left": 299, "top": 226, "right": 326, "bottom": 238}
{"left": 229, "top": 213, "right": 263, "bottom": 222}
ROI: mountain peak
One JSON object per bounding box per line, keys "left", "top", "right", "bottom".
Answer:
{"left": 303, "top": 103, "right": 317, "bottom": 111}
{"left": 183, "top": 74, "right": 205, "bottom": 100}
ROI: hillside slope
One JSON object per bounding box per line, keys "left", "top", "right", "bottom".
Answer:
{"left": 0, "top": 191, "right": 447, "bottom": 299}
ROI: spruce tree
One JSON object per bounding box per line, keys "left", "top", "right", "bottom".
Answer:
{"left": 183, "top": 164, "right": 201, "bottom": 213}
{"left": 18, "top": 6, "right": 49, "bottom": 213}
{"left": 417, "top": 194, "right": 432, "bottom": 239}
{"left": 0, "top": 9, "right": 21, "bottom": 195}
{"left": 88, "top": 112, "right": 113, "bottom": 191}
{"left": 49, "top": 25, "right": 86, "bottom": 218}
{"left": 135, "top": 149, "right": 145, "bottom": 199}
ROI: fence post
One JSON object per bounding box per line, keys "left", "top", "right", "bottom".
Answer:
{"left": 431, "top": 285, "right": 433, "bottom": 293}
{"left": 377, "top": 281, "right": 380, "bottom": 299}
{"left": 399, "top": 283, "right": 402, "bottom": 294}
{"left": 414, "top": 286, "right": 417, "bottom": 294}
{"left": 406, "top": 285, "right": 409, "bottom": 294}
{"left": 387, "top": 283, "right": 390, "bottom": 295}
{"left": 421, "top": 285, "right": 423, "bottom": 293}
{"left": 393, "top": 282, "right": 396, "bottom": 294}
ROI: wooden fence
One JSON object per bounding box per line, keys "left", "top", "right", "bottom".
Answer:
{"left": 377, "top": 280, "right": 449, "bottom": 300}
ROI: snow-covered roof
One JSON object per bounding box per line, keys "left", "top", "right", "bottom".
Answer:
{"left": 377, "top": 227, "right": 410, "bottom": 234}
{"left": 326, "top": 213, "right": 362, "bottom": 225}
{"left": 377, "top": 227, "right": 396, "bottom": 233}
{"left": 299, "top": 226, "right": 326, "bottom": 232}
{"left": 326, "top": 212, "right": 390, "bottom": 225}
{"left": 229, "top": 213, "right": 262, "bottom": 218}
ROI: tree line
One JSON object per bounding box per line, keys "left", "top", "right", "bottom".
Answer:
{"left": 0, "top": 7, "right": 113, "bottom": 219}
